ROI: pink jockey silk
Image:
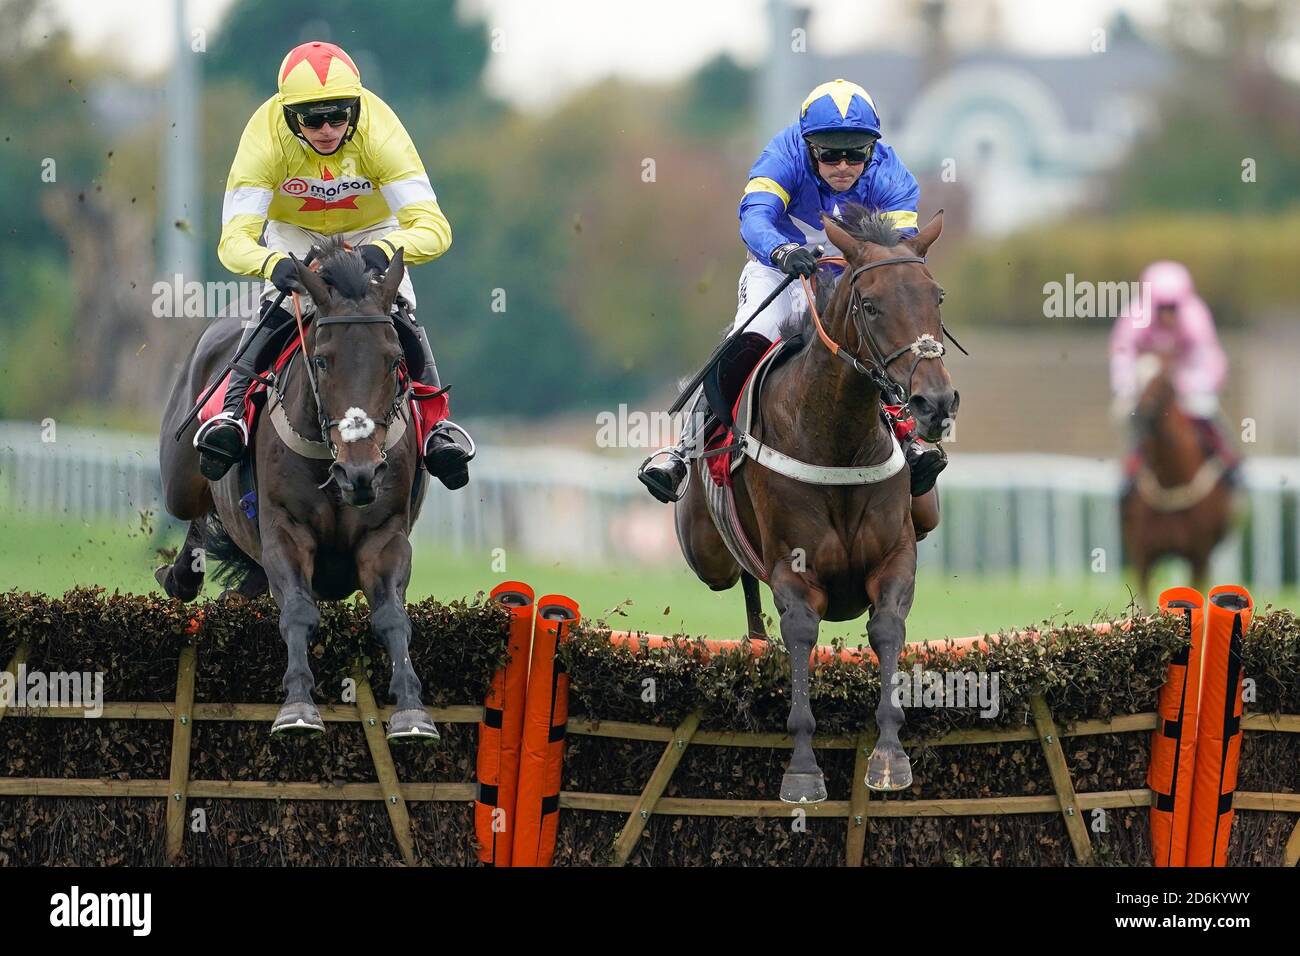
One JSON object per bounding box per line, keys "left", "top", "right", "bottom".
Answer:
{"left": 1108, "top": 261, "right": 1226, "bottom": 406}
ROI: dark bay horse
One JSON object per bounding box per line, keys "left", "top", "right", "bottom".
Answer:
{"left": 156, "top": 241, "right": 439, "bottom": 741}
{"left": 1122, "top": 356, "right": 1233, "bottom": 606}
{"left": 676, "top": 209, "right": 958, "bottom": 800}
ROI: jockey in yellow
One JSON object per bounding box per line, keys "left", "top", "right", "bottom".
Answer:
{"left": 195, "top": 40, "right": 473, "bottom": 489}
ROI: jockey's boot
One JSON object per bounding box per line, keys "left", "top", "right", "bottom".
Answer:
{"left": 401, "top": 315, "right": 474, "bottom": 491}
{"left": 194, "top": 301, "right": 295, "bottom": 481}
{"left": 638, "top": 390, "right": 714, "bottom": 504}
{"left": 884, "top": 404, "right": 948, "bottom": 497}
{"left": 904, "top": 435, "right": 948, "bottom": 497}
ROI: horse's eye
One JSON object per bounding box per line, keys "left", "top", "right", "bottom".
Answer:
{"left": 314, "top": 356, "right": 328, "bottom": 371}
{"left": 938, "top": 289, "right": 946, "bottom": 305}
{"left": 863, "top": 301, "right": 877, "bottom": 316}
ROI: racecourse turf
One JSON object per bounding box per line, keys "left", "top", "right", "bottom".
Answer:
{"left": 1, "top": 510, "right": 1294, "bottom": 643}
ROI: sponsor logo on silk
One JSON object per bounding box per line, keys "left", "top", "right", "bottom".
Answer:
{"left": 280, "top": 167, "right": 373, "bottom": 211}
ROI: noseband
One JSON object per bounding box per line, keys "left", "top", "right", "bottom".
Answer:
{"left": 802, "top": 255, "right": 966, "bottom": 405}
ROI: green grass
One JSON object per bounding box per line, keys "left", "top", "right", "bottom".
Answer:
{"left": 2, "top": 510, "right": 1294, "bottom": 643}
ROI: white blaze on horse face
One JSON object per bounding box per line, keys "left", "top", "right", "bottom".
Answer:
{"left": 338, "top": 407, "right": 376, "bottom": 443}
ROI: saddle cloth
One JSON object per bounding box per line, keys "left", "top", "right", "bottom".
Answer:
{"left": 195, "top": 327, "right": 450, "bottom": 454}
{"left": 696, "top": 339, "right": 794, "bottom": 584}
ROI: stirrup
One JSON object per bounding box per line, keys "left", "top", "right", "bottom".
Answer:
{"left": 637, "top": 446, "right": 690, "bottom": 503}
{"left": 193, "top": 412, "right": 249, "bottom": 451}
{"left": 424, "top": 420, "right": 476, "bottom": 463}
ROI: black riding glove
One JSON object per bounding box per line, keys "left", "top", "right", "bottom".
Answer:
{"left": 269, "top": 257, "right": 302, "bottom": 295}
{"left": 358, "top": 243, "right": 391, "bottom": 275}
{"left": 771, "top": 243, "right": 818, "bottom": 278}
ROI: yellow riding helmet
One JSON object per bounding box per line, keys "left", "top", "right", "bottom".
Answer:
{"left": 277, "top": 41, "right": 362, "bottom": 107}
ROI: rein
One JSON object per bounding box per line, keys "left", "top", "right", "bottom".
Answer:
{"left": 801, "top": 254, "right": 966, "bottom": 405}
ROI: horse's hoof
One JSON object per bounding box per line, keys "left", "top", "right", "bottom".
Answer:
{"left": 155, "top": 565, "right": 201, "bottom": 602}
{"left": 866, "top": 747, "right": 913, "bottom": 792}
{"left": 779, "top": 770, "right": 828, "bottom": 804}
{"left": 386, "top": 708, "right": 441, "bottom": 744}
{"left": 271, "top": 701, "right": 326, "bottom": 737}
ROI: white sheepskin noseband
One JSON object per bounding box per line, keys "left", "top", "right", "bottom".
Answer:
{"left": 338, "top": 407, "right": 376, "bottom": 443}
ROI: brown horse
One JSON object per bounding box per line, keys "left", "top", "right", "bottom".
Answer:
{"left": 1122, "top": 356, "right": 1233, "bottom": 606}
{"left": 675, "top": 209, "right": 957, "bottom": 800}
{"left": 156, "top": 241, "right": 439, "bottom": 741}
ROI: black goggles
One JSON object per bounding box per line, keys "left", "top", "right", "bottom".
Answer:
{"left": 810, "top": 142, "right": 874, "bottom": 166}
{"left": 292, "top": 106, "right": 353, "bottom": 129}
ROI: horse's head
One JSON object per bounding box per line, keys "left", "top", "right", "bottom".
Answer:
{"left": 291, "top": 242, "right": 407, "bottom": 508}
{"left": 1133, "top": 352, "right": 1178, "bottom": 437}
{"left": 821, "top": 209, "right": 959, "bottom": 443}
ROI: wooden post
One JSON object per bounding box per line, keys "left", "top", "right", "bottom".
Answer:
{"left": 0, "top": 643, "right": 29, "bottom": 723}
{"left": 845, "top": 732, "right": 872, "bottom": 867}
{"left": 610, "top": 711, "right": 701, "bottom": 866}
{"left": 354, "top": 667, "right": 417, "bottom": 866}
{"left": 164, "top": 643, "right": 198, "bottom": 864}
{"left": 1030, "top": 694, "right": 1094, "bottom": 864}
{"left": 1284, "top": 817, "right": 1300, "bottom": 867}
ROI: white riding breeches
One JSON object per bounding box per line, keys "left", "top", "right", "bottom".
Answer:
{"left": 261, "top": 218, "right": 417, "bottom": 311}
{"left": 733, "top": 258, "right": 807, "bottom": 341}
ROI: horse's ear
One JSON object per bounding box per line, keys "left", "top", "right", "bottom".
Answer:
{"left": 290, "top": 255, "right": 331, "bottom": 307}
{"left": 378, "top": 247, "right": 405, "bottom": 315}
{"left": 821, "top": 214, "right": 864, "bottom": 260}
{"left": 906, "top": 209, "right": 944, "bottom": 257}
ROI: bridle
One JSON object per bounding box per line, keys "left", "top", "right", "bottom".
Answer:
{"left": 287, "top": 290, "right": 411, "bottom": 480}
{"left": 801, "top": 255, "right": 967, "bottom": 406}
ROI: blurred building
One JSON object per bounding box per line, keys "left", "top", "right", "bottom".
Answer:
{"left": 768, "top": 5, "right": 1173, "bottom": 235}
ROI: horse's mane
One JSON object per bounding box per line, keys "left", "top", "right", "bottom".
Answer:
{"left": 776, "top": 206, "right": 905, "bottom": 347}
{"left": 313, "top": 238, "right": 373, "bottom": 303}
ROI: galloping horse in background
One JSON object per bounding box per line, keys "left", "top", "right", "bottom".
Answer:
{"left": 675, "top": 208, "right": 958, "bottom": 801}
{"left": 156, "top": 241, "right": 439, "bottom": 741}
{"left": 1122, "top": 354, "right": 1233, "bottom": 607}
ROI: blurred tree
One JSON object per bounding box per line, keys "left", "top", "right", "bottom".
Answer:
{"left": 204, "top": 0, "right": 490, "bottom": 111}
{"left": 677, "top": 54, "right": 753, "bottom": 137}
{"left": 0, "top": 0, "right": 110, "bottom": 417}
{"left": 1107, "top": 0, "right": 1300, "bottom": 215}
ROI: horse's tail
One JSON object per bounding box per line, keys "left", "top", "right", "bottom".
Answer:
{"left": 202, "top": 509, "right": 260, "bottom": 592}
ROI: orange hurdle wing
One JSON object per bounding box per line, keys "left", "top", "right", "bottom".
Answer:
{"left": 476, "top": 582, "right": 535, "bottom": 866}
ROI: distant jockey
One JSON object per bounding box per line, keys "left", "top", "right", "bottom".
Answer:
{"left": 195, "top": 40, "right": 473, "bottom": 489}
{"left": 1109, "top": 260, "right": 1238, "bottom": 487}
{"left": 639, "top": 79, "right": 945, "bottom": 503}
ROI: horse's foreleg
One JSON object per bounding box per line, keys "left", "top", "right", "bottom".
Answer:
{"left": 771, "top": 562, "right": 828, "bottom": 804}
{"left": 742, "top": 571, "right": 767, "bottom": 639}
{"left": 261, "top": 523, "right": 324, "bottom": 736}
{"left": 866, "top": 544, "right": 918, "bottom": 791}
{"left": 155, "top": 520, "right": 206, "bottom": 601}
{"left": 358, "top": 527, "right": 438, "bottom": 743}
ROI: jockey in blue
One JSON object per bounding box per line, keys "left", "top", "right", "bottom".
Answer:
{"left": 639, "top": 79, "right": 946, "bottom": 502}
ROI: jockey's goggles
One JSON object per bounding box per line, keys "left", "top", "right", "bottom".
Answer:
{"left": 810, "top": 142, "right": 873, "bottom": 166}
{"left": 294, "top": 107, "right": 352, "bottom": 129}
